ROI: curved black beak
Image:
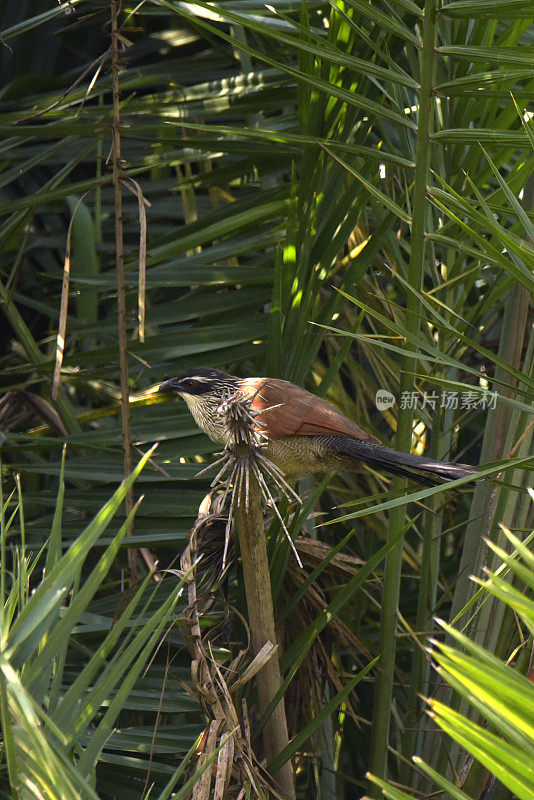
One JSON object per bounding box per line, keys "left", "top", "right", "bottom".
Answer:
{"left": 158, "top": 378, "right": 181, "bottom": 394}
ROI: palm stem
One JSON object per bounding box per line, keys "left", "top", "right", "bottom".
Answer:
{"left": 235, "top": 473, "right": 295, "bottom": 799}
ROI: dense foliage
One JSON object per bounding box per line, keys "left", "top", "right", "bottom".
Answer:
{"left": 0, "top": 1, "right": 532, "bottom": 798}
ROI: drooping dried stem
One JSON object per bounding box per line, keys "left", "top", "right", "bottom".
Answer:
{"left": 110, "top": 0, "right": 137, "bottom": 583}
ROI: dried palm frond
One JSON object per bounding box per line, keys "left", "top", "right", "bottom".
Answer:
{"left": 177, "top": 491, "right": 293, "bottom": 800}
{"left": 195, "top": 388, "right": 303, "bottom": 568}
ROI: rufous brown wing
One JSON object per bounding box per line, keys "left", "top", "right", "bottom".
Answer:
{"left": 240, "top": 378, "right": 380, "bottom": 443}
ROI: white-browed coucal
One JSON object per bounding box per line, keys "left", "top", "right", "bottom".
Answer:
{"left": 158, "top": 367, "right": 478, "bottom": 486}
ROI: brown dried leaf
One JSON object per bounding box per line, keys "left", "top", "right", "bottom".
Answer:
{"left": 231, "top": 642, "right": 278, "bottom": 693}
{"left": 52, "top": 192, "right": 91, "bottom": 401}
{"left": 122, "top": 178, "right": 150, "bottom": 342}
{"left": 192, "top": 720, "right": 222, "bottom": 800}
{"left": 21, "top": 392, "right": 68, "bottom": 437}
{"left": 294, "top": 537, "right": 363, "bottom": 576}
{"left": 213, "top": 734, "right": 235, "bottom": 800}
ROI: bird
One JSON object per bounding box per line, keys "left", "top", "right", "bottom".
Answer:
{"left": 158, "top": 367, "right": 478, "bottom": 486}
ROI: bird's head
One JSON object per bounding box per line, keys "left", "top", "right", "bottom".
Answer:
{"left": 158, "top": 368, "right": 240, "bottom": 442}
{"left": 158, "top": 367, "right": 238, "bottom": 401}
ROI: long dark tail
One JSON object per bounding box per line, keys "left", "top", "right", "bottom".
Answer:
{"left": 324, "top": 435, "right": 478, "bottom": 487}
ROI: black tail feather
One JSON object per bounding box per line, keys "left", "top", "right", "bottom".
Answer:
{"left": 324, "top": 436, "right": 478, "bottom": 487}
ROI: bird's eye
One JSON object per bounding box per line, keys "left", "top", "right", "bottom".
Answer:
{"left": 184, "top": 379, "right": 195, "bottom": 390}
